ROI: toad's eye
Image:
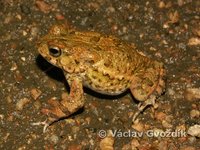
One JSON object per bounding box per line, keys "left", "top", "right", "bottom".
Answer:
{"left": 49, "top": 47, "right": 61, "bottom": 57}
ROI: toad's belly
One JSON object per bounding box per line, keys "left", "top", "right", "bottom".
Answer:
{"left": 83, "top": 69, "right": 131, "bottom": 95}
{"left": 83, "top": 80, "right": 129, "bottom": 95}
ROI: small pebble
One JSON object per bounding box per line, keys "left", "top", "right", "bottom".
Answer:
{"left": 187, "top": 124, "right": 200, "bottom": 137}
{"left": 176, "top": 124, "right": 186, "bottom": 131}
{"left": 14, "top": 71, "right": 23, "bottom": 82}
{"left": 10, "top": 62, "right": 17, "bottom": 71}
{"left": 30, "top": 88, "right": 42, "bottom": 100}
{"left": 16, "top": 98, "right": 30, "bottom": 111}
{"left": 188, "top": 37, "right": 200, "bottom": 46}
{"left": 190, "top": 109, "right": 200, "bottom": 118}
{"left": 184, "top": 88, "right": 200, "bottom": 101}
{"left": 177, "top": 0, "right": 184, "bottom": 6}
{"left": 168, "top": 11, "right": 179, "bottom": 24}
{"left": 35, "top": 0, "right": 52, "bottom": 14}
{"left": 21, "top": 57, "right": 26, "bottom": 61}
{"left": 132, "top": 122, "right": 144, "bottom": 132}
{"left": 6, "top": 96, "right": 12, "bottom": 103}
{"left": 158, "top": 1, "right": 165, "bottom": 8}
{"left": 99, "top": 130, "right": 114, "bottom": 150}
{"left": 155, "top": 111, "right": 167, "bottom": 121}
{"left": 16, "top": 14, "right": 22, "bottom": 20}
{"left": 55, "top": 13, "right": 65, "bottom": 20}
{"left": 162, "top": 120, "right": 173, "bottom": 128}
{"left": 130, "top": 139, "right": 140, "bottom": 148}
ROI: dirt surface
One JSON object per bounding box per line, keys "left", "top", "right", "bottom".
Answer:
{"left": 0, "top": 0, "right": 200, "bottom": 149}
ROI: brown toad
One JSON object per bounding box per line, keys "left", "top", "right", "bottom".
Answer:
{"left": 37, "top": 24, "right": 165, "bottom": 130}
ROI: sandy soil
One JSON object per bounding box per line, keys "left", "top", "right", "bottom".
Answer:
{"left": 0, "top": 0, "right": 199, "bottom": 149}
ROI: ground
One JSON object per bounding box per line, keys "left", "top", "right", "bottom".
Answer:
{"left": 0, "top": 0, "right": 200, "bottom": 149}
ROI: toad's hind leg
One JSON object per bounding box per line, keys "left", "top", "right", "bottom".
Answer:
{"left": 130, "top": 62, "right": 165, "bottom": 122}
{"left": 40, "top": 78, "right": 85, "bottom": 132}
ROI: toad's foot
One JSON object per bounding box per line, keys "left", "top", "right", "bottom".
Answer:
{"left": 31, "top": 119, "right": 51, "bottom": 133}
{"left": 36, "top": 78, "right": 84, "bottom": 132}
{"left": 132, "top": 95, "right": 157, "bottom": 123}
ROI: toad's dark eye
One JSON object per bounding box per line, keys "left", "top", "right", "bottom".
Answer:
{"left": 49, "top": 47, "right": 61, "bottom": 57}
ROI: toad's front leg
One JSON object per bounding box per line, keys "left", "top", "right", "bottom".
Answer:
{"left": 48, "top": 78, "right": 84, "bottom": 118}
{"left": 38, "top": 78, "right": 85, "bottom": 132}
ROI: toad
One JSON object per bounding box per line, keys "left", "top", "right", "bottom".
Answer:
{"left": 36, "top": 25, "right": 165, "bottom": 131}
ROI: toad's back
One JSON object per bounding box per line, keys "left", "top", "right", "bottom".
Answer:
{"left": 62, "top": 31, "right": 160, "bottom": 95}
